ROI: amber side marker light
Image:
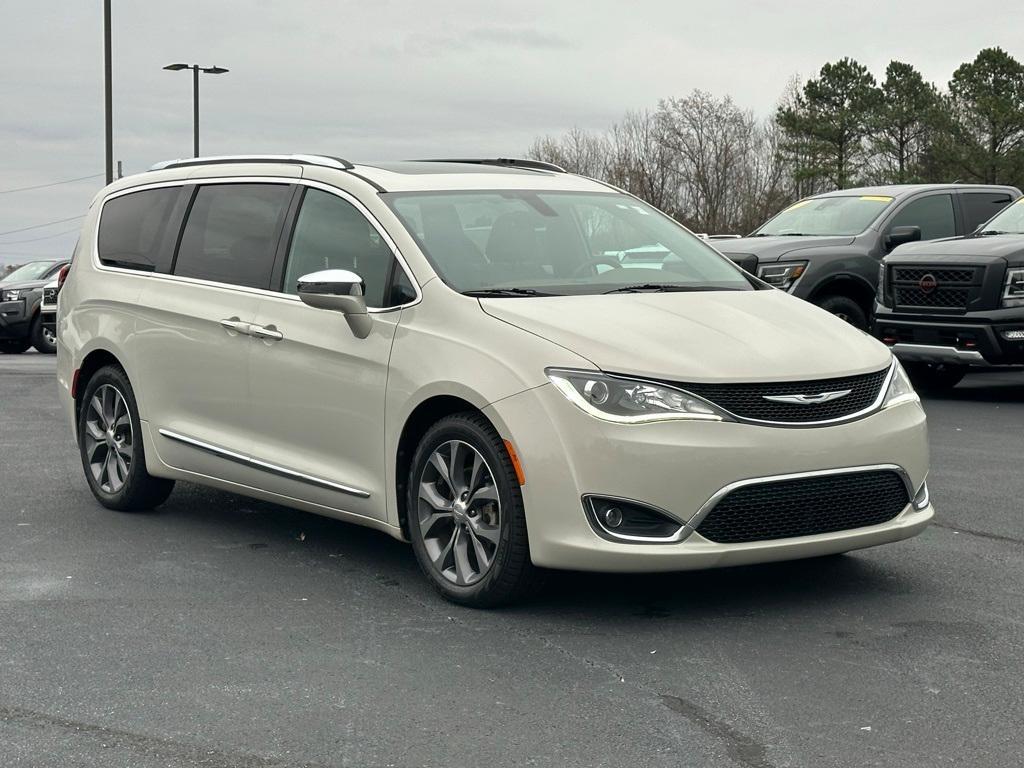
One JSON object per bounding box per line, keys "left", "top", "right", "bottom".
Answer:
{"left": 503, "top": 439, "right": 526, "bottom": 486}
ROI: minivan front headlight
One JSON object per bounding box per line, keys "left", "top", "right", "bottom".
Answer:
{"left": 882, "top": 358, "right": 919, "bottom": 409}
{"left": 757, "top": 261, "right": 807, "bottom": 291}
{"left": 546, "top": 369, "right": 731, "bottom": 423}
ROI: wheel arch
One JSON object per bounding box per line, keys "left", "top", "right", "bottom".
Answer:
{"left": 394, "top": 394, "right": 490, "bottom": 539}
{"left": 806, "top": 273, "right": 877, "bottom": 316}
{"left": 74, "top": 348, "right": 127, "bottom": 429}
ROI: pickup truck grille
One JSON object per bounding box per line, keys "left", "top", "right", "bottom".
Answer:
{"left": 42, "top": 287, "right": 58, "bottom": 304}
{"left": 890, "top": 264, "right": 981, "bottom": 312}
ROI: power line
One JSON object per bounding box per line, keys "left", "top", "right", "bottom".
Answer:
{"left": 0, "top": 215, "right": 85, "bottom": 238}
{"left": 0, "top": 227, "right": 81, "bottom": 245}
{"left": 0, "top": 173, "right": 104, "bottom": 195}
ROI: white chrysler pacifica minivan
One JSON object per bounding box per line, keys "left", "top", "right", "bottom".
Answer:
{"left": 57, "top": 155, "right": 932, "bottom": 606}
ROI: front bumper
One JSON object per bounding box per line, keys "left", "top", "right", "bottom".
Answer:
{"left": 0, "top": 299, "right": 29, "bottom": 339}
{"left": 874, "top": 305, "right": 1024, "bottom": 367}
{"left": 485, "top": 383, "right": 931, "bottom": 572}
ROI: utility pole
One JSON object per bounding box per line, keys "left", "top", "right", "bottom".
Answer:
{"left": 104, "top": 0, "right": 113, "bottom": 184}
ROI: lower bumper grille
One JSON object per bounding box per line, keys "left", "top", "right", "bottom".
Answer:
{"left": 695, "top": 469, "right": 910, "bottom": 544}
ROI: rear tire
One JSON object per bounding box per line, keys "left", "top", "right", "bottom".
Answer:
{"left": 407, "top": 412, "right": 538, "bottom": 607}
{"left": 816, "top": 295, "right": 868, "bottom": 330}
{"left": 0, "top": 339, "right": 30, "bottom": 354}
{"left": 78, "top": 365, "right": 175, "bottom": 511}
{"left": 904, "top": 362, "right": 966, "bottom": 392}
{"left": 30, "top": 315, "right": 56, "bottom": 354}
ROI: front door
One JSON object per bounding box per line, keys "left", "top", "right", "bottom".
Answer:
{"left": 247, "top": 186, "right": 410, "bottom": 521}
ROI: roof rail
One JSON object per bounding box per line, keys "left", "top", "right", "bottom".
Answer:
{"left": 415, "top": 158, "right": 567, "bottom": 173}
{"left": 149, "top": 154, "right": 355, "bottom": 172}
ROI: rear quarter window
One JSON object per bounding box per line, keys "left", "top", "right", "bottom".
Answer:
{"left": 98, "top": 187, "right": 182, "bottom": 272}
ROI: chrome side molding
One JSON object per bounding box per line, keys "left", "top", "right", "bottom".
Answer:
{"left": 157, "top": 428, "right": 370, "bottom": 498}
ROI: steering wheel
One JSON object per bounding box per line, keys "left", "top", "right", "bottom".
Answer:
{"left": 571, "top": 256, "right": 625, "bottom": 278}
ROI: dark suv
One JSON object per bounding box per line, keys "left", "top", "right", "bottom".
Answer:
{"left": 874, "top": 198, "right": 1024, "bottom": 390}
{"left": 0, "top": 259, "right": 69, "bottom": 354}
{"left": 716, "top": 184, "right": 1020, "bottom": 329}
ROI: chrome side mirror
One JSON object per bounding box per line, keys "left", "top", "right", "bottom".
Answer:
{"left": 297, "top": 269, "right": 372, "bottom": 338}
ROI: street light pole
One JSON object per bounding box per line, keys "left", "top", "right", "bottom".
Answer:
{"left": 192, "top": 65, "right": 200, "bottom": 158}
{"left": 163, "top": 63, "right": 229, "bottom": 159}
{"left": 104, "top": 0, "right": 113, "bottom": 184}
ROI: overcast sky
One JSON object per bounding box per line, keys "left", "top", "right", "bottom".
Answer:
{"left": 3, "top": 0, "right": 1023, "bottom": 265}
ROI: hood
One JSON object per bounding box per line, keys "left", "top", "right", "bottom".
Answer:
{"left": 716, "top": 235, "right": 856, "bottom": 264}
{"left": 480, "top": 290, "right": 891, "bottom": 383}
{"left": 890, "top": 234, "right": 1024, "bottom": 265}
{"left": 0, "top": 278, "right": 47, "bottom": 291}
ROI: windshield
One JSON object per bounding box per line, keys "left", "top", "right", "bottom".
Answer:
{"left": 979, "top": 198, "right": 1024, "bottom": 234}
{"left": 754, "top": 195, "right": 894, "bottom": 237}
{"left": 384, "top": 191, "right": 753, "bottom": 296}
{"left": 0, "top": 260, "right": 57, "bottom": 283}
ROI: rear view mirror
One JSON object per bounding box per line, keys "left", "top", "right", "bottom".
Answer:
{"left": 885, "top": 225, "right": 921, "bottom": 251}
{"left": 297, "top": 269, "right": 372, "bottom": 338}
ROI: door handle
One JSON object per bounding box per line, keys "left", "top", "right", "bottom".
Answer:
{"left": 220, "top": 317, "right": 252, "bottom": 335}
{"left": 250, "top": 324, "right": 284, "bottom": 341}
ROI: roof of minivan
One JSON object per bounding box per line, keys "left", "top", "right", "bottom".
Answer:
{"left": 814, "top": 183, "right": 1020, "bottom": 199}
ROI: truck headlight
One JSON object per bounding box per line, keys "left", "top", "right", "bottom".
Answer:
{"left": 882, "top": 358, "right": 919, "bottom": 409}
{"left": 1003, "top": 268, "right": 1024, "bottom": 308}
{"left": 1, "top": 289, "right": 24, "bottom": 302}
{"left": 757, "top": 261, "right": 807, "bottom": 291}
{"left": 876, "top": 263, "right": 889, "bottom": 306}
{"left": 546, "top": 369, "right": 731, "bottom": 423}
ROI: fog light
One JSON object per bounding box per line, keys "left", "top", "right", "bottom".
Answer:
{"left": 913, "top": 482, "right": 930, "bottom": 510}
{"left": 584, "top": 496, "right": 686, "bottom": 542}
{"left": 602, "top": 506, "right": 623, "bottom": 528}
{"left": 1001, "top": 329, "right": 1024, "bottom": 341}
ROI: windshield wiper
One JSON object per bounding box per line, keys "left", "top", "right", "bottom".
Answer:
{"left": 752, "top": 232, "right": 809, "bottom": 237}
{"left": 603, "top": 283, "right": 735, "bottom": 294}
{"left": 977, "top": 229, "right": 1011, "bottom": 236}
{"left": 462, "top": 287, "right": 555, "bottom": 298}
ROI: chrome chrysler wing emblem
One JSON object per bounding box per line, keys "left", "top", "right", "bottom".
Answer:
{"left": 762, "top": 389, "right": 852, "bottom": 405}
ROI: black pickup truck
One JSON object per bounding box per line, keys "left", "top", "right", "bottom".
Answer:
{"left": 716, "top": 184, "right": 1020, "bottom": 329}
{"left": 0, "top": 259, "right": 68, "bottom": 354}
{"left": 874, "top": 198, "right": 1024, "bottom": 390}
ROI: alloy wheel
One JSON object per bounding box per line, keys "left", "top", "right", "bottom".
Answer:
{"left": 83, "top": 384, "right": 133, "bottom": 493}
{"left": 42, "top": 326, "right": 56, "bottom": 346}
{"left": 417, "top": 440, "right": 501, "bottom": 586}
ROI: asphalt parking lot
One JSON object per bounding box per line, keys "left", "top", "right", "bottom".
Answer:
{"left": 1, "top": 353, "right": 1022, "bottom": 768}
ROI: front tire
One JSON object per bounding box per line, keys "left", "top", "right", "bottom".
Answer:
{"left": 904, "top": 362, "right": 966, "bottom": 392}
{"left": 31, "top": 315, "right": 56, "bottom": 354}
{"left": 816, "top": 294, "right": 868, "bottom": 330}
{"left": 407, "top": 413, "right": 537, "bottom": 607}
{"left": 78, "top": 365, "right": 175, "bottom": 511}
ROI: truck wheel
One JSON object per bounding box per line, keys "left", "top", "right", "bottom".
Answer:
{"left": 30, "top": 315, "right": 56, "bottom": 354}
{"left": 816, "top": 295, "right": 868, "bottom": 330}
{"left": 0, "top": 339, "right": 30, "bottom": 354}
{"left": 904, "top": 362, "right": 965, "bottom": 392}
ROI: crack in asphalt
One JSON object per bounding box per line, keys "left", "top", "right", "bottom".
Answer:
{"left": 0, "top": 704, "right": 338, "bottom": 768}
{"left": 932, "top": 520, "right": 1024, "bottom": 546}
{"left": 660, "top": 695, "right": 776, "bottom": 768}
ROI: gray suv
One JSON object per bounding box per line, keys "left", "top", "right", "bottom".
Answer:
{"left": 716, "top": 184, "right": 1021, "bottom": 329}
{"left": 0, "top": 259, "right": 68, "bottom": 353}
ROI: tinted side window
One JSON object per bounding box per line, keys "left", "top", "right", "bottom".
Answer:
{"left": 888, "top": 194, "right": 956, "bottom": 241}
{"left": 283, "top": 188, "right": 399, "bottom": 307}
{"left": 98, "top": 187, "right": 181, "bottom": 272}
{"left": 175, "top": 184, "right": 291, "bottom": 289}
{"left": 962, "top": 192, "right": 1015, "bottom": 232}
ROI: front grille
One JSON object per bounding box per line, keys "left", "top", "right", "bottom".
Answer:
{"left": 894, "top": 286, "right": 969, "bottom": 309}
{"left": 892, "top": 267, "right": 976, "bottom": 284}
{"left": 42, "top": 287, "right": 58, "bottom": 303}
{"left": 889, "top": 264, "right": 982, "bottom": 313}
{"left": 677, "top": 367, "right": 890, "bottom": 424}
{"left": 696, "top": 469, "right": 910, "bottom": 544}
